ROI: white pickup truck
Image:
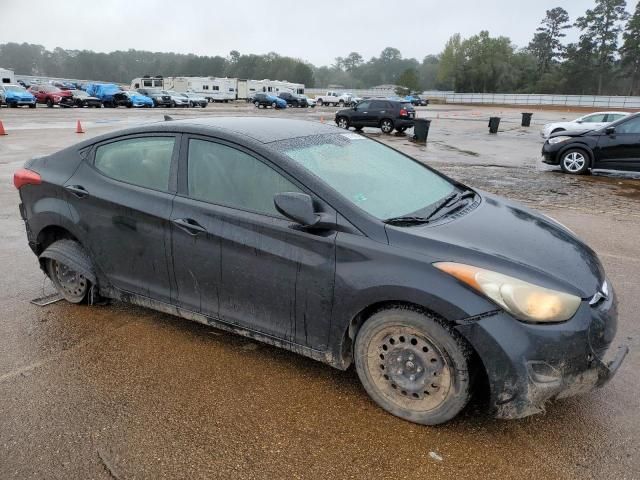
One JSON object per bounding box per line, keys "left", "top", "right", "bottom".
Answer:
{"left": 315, "top": 91, "right": 359, "bottom": 107}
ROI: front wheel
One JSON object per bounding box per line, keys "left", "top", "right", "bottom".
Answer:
{"left": 46, "top": 98, "right": 54, "bottom": 108}
{"left": 271, "top": 102, "right": 277, "bottom": 108}
{"left": 380, "top": 119, "right": 394, "bottom": 134}
{"left": 560, "top": 148, "right": 590, "bottom": 175}
{"left": 317, "top": 99, "right": 323, "bottom": 106}
{"left": 354, "top": 308, "right": 472, "bottom": 425}
{"left": 338, "top": 100, "right": 345, "bottom": 107}
{"left": 254, "top": 101, "right": 260, "bottom": 108}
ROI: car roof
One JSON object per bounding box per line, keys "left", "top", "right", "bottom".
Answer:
{"left": 108, "top": 117, "right": 343, "bottom": 144}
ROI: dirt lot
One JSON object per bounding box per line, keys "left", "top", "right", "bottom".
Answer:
{"left": 0, "top": 103, "right": 638, "bottom": 479}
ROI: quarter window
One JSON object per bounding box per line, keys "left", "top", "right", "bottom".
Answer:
{"left": 187, "top": 139, "right": 301, "bottom": 216}
{"left": 94, "top": 137, "right": 175, "bottom": 191}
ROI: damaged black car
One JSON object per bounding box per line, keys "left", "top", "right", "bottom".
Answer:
{"left": 14, "top": 117, "right": 627, "bottom": 425}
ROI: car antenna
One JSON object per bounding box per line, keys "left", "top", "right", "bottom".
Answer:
{"left": 163, "top": 115, "right": 174, "bottom": 121}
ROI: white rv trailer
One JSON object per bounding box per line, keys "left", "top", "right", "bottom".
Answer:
{"left": 236, "top": 79, "right": 305, "bottom": 99}
{"left": 130, "top": 75, "right": 165, "bottom": 89}
{"left": 0, "top": 68, "right": 16, "bottom": 85}
{"left": 163, "top": 76, "right": 237, "bottom": 102}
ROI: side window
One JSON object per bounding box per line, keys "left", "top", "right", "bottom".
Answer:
{"left": 616, "top": 116, "right": 640, "bottom": 134}
{"left": 370, "top": 100, "right": 385, "bottom": 110}
{"left": 582, "top": 114, "right": 607, "bottom": 123}
{"left": 357, "top": 101, "right": 371, "bottom": 110}
{"left": 187, "top": 139, "right": 301, "bottom": 216}
{"left": 94, "top": 137, "right": 175, "bottom": 191}
{"left": 607, "top": 114, "right": 625, "bottom": 122}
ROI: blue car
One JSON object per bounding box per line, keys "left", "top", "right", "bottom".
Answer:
{"left": 84, "top": 83, "right": 122, "bottom": 107}
{"left": 0, "top": 84, "right": 37, "bottom": 108}
{"left": 253, "top": 92, "right": 287, "bottom": 109}
{"left": 112, "top": 90, "right": 154, "bottom": 108}
{"left": 404, "top": 94, "right": 428, "bottom": 106}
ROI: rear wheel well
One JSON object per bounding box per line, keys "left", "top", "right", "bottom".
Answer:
{"left": 36, "top": 226, "right": 78, "bottom": 256}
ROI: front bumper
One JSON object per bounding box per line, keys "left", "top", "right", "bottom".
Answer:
{"left": 541, "top": 144, "right": 560, "bottom": 165}
{"left": 456, "top": 282, "right": 627, "bottom": 419}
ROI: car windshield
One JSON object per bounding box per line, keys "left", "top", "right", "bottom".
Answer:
{"left": 276, "top": 134, "right": 455, "bottom": 219}
{"left": 71, "top": 90, "right": 87, "bottom": 97}
{"left": 4, "top": 85, "right": 27, "bottom": 93}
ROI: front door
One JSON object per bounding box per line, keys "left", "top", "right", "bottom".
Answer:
{"left": 64, "top": 134, "right": 179, "bottom": 302}
{"left": 596, "top": 115, "right": 640, "bottom": 171}
{"left": 173, "top": 136, "right": 336, "bottom": 350}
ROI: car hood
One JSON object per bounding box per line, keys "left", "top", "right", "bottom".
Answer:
{"left": 548, "top": 128, "right": 597, "bottom": 138}
{"left": 385, "top": 192, "right": 604, "bottom": 298}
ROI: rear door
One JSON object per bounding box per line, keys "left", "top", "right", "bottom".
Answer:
{"left": 63, "top": 134, "right": 179, "bottom": 302}
{"left": 596, "top": 116, "right": 640, "bottom": 170}
{"left": 171, "top": 136, "right": 337, "bottom": 349}
{"left": 351, "top": 100, "right": 371, "bottom": 126}
{"left": 368, "top": 100, "right": 388, "bottom": 126}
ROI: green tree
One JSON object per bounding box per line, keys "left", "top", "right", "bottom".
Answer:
{"left": 575, "top": 0, "right": 629, "bottom": 94}
{"left": 528, "top": 7, "right": 571, "bottom": 74}
{"left": 396, "top": 68, "right": 420, "bottom": 95}
{"left": 437, "top": 34, "right": 463, "bottom": 90}
{"left": 620, "top": 2, "right": 640, "bottom": 94}
{"left": 342, "top": 52, "right": 363, "bottom": 72}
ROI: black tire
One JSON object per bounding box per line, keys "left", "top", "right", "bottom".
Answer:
{"left": 338, "top": 100, "right": 345, "bottom": 107}
{"left": 354, "top": 307, "right": 472, "bottom": 425}
{"left": 46, "top": 256, "right": 90, "bottom": 304}
{"left": 560, "top": 148, "right": 591, "bottom": 175}
{"left": 317, "top": 99, "right": 323, "bottom": 106}
{"left": 29, "top": 103, "right": 36, "bottom": 109}
{"left": 380, "top": 118, "right": 394, "bottom": 134}
{"left": 271, "top": 102, "right": 277, "bottom": 108}
{"left": 9, "top": 103, "right": 17, "bottom": 108}
{"left": 46, "top": 98, "right": 54, "bottom": 108}
{"left": 354, "top": 126, "right": 363, "bottom": 131}
{"left": 337, "top": 116, "right": 350, "bottom": 129}
{"left": 254, "top": 101, "right": 260, "bottom": 108}
{"left": 397, "top": 127, "right": 407, "bottom": 133}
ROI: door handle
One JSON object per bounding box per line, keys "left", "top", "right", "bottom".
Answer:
{"left": 172, "top": 218, "right": 207, "bottom": 235}
{"left": 65, "top": 185, "right": 89, "bottom": 198}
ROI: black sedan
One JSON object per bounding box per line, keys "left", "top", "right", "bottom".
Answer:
{"left": 14, "top": 118, "right": 626, "bottom": 425}
{"left": 69, "top": 90, "right": 102, "bottom": 108}
{"left": 542, "top": 112, "right": 640, "bottom": 174}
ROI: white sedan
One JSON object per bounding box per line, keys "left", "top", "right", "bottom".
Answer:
{"left": 541, "top": 111, "right": 630, "bottom": 139}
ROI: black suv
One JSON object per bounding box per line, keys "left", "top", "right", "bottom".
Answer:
{"left": 335, "top": 99, "right": 416, "bottom": 133}
{"left": 137, "top": 88, "right": 172, "bottom": 107}
{"left": 278, "top": 92, "right": 308, "bottom": 108}
{"left": 542, "top": 112, "right": 640, "bottom": 174}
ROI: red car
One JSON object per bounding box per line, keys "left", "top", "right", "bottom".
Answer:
{"left": 28, "top": 85, "right": 74, "bottom": 108}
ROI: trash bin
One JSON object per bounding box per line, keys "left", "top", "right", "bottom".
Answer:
{"left": 413, "top": 118, "right": 432, "bottom": 143}
{"left": 488, "top": 117, "right": 501, "bottom": 134}
{"left": 521, "top": 112, "right": 533, "bottom": 127}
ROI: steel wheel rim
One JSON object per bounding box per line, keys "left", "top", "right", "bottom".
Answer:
{"left": 563, "top": 152, "right": 585, "bottom": 172}
{"left": 338, "top": 118, "right": 348, "bottom": 129}
{"left": 52, "top": 260, "right": 87, "bottom": 299}
{"left": 366, "top": 325, "right": 452, "bottom": 412}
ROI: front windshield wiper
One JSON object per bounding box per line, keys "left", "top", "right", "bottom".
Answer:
{"left": 383, "top": 190, "right": 475, "bottom": 227}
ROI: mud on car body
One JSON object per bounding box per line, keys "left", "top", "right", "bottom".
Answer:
{"left": 14, "top": 117, "right": 627, "bottom": 425}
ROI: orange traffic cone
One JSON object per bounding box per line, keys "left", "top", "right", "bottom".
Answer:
{"left": 76, "top": 120, "right": 84, "bottom": 134}
{"left": 320, "top": 116, "right": 325, "bottom": 124}
{"left": 0, "top": 120, "right": 7, "bottom": 136}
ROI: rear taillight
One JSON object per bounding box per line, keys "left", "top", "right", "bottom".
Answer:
{"left": 13, "top": 169, "right": 41, "bottom": 189}
{"left": 400, "top": 109, "right": 408, "bottom": 117}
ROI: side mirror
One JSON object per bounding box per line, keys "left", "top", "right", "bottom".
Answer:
{"left": 274, "top": 192, "right": 334, "bottom": 229}
{"left": 576, "top": 120, "right": 583, "bottom": 124}
{"left": 605, "top": 126, "right": 616, "bottom": 135}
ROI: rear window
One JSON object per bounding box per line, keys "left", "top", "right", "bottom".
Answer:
{"left": 94, "top": 137, "right": 175, "bottom": 191}
{"left": 401, "top": 102, "right": 413, "bottom": 109}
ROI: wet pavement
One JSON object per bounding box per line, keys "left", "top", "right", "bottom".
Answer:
{"left": 0, "top": 104, "right": 639, "bottom": 479}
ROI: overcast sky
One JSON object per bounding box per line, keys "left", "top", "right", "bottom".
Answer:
{"left": 2, "top": 0, "right": 638, "bottom": 66}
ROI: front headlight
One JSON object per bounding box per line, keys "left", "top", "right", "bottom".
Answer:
{"left": 548, "top": 135, "right": 572, "bottom": 145}
{"left": 434, "top": 262, "right": 581, "bottom": 323}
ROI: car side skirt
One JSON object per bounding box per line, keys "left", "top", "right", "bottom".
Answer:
{"left": 100, "top": 285, "right": 344, "bottom": 369}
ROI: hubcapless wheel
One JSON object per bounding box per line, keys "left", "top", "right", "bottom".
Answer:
{"left": 354, "top": 308, "right": 472, "bottom": 425}
{"left": 560, "top": 149, "right": 590, "bottom": 174}
{"left": 47, "top": 258, "right": 89, "bottom": 304}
